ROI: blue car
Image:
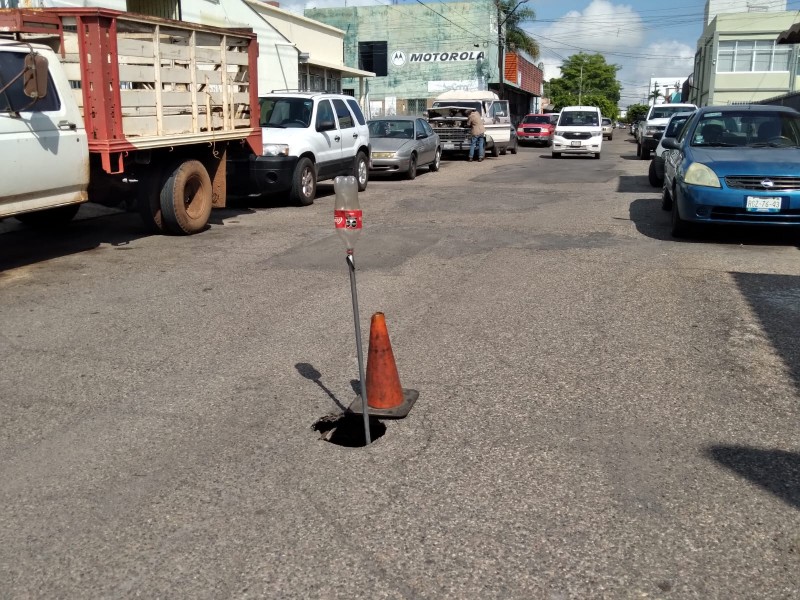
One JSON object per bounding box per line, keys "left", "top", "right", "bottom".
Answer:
{"left": 661, "top": 105, "right": 800, "bottom": 238}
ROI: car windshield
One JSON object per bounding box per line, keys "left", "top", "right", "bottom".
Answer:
{"left": 559, "top": 111, "right": 598, "bottom": 126}
{"left": 523, "top": 115, "right": 551, "bottom": 124}
{"left": 602, "top": 119, "right": 612, "bottom": 126}
{"left": 690, "top": 110, "right": 800, "bottom": 148}
{"left": 259, "top": 97, "right": 313, "bottom": 128}
{"left": 651, "top": 106, "right": 693, "bottom": 119}
{"left": 368, "top": 120, "right": 414, "bottom": 139}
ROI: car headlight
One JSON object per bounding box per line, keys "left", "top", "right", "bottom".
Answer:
{"left": 372, "top": 151, "right": 396, "bottom": 159}
{"left": 645, "top": 126, "right": 660, "bottom": 136}
{"left": 262, "top": 143, "right": 289, "bottom": 157}
{"left": 554, "top": 129, "right": 565, "bottom": 136}
{"left": 684, "top": 162, "right": 721, "bottom": 188}
{"left": 592, "top": 130, "right": 602, "bottom": 136}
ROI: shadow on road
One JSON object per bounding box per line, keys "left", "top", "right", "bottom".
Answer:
{"left": 618, "top": 175, "right": 656, "bottom": 194}
{"left": 706, "top": 445, "right": 800, "bottom": 509}
{"left": 730, "top": 271, "right": 800, "bottom": 391}
{"left": 295, "top": 362, "right": 347, "bottom": 411}
{"left": 629, "top": 198, "right": 800, "bottom": 247}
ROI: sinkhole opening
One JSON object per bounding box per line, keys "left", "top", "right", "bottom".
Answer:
{"left": 312, "top": 414, "right": 386, "bottom": 447}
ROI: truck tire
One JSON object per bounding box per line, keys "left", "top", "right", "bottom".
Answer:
{"left": 290, "top": 157, "right": 316, "bottom": 206}
{"left": 490, "top": 143, "right": 499, "bottom": 158}
{"left": 15, "top": 204, "right": 80, "bottom": 228}
{"left": 160, "top": 159, "right": 213, "bottom": 235}
{"left": 355, "top": 152, "right": 369, "bottom": 191}
{"left": 641, "top": 146, "right": 651, "bottom": 160}
{"left": 137, "top": 168, "right": 166, "bottom": 234}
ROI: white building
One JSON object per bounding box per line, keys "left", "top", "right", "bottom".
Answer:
{"left": 647, "top": 76, "right": 688, "bottom": 105}
{"left": 704, "top": 0, "right": 787, "bottom": 25}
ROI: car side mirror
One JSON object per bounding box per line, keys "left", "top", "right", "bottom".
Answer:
{"left": 661, "top": 137, "right": 679, "bottom": 150}
{"left": 416, "top": 132, "right": 426, "bottom": 139}
{"left": 316, "top": 119, "right": 336, "bottom": 132}
{"left": 23, "top": 52, "right": 49, "bottom": 100}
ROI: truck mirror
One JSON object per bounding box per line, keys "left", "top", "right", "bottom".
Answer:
{"left": 23, "top": 52, "right": 49, "bottom": 100}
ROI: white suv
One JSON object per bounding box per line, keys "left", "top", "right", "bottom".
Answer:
{"left": 247, "top": 92, "right": 371, "bottom": 205}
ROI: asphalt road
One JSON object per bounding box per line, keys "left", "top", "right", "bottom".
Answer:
{"left": 1, "top": 133, "right": 799, "bottom": 599}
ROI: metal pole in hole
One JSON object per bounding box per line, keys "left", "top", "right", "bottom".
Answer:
{"left": 346, "top": 251, "right": 371, "bottom": 445}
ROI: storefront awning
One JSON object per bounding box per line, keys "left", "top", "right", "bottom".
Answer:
{"left": 306, "top": 57, "right": 374, "bottom": 79}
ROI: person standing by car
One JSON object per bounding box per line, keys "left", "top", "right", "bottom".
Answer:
{"left": 466, "top": 108, "right": 486, "bottom": 162}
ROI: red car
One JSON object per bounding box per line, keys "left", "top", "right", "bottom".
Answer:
{"left": 516, "top": 113, "right": 556, "bottom": 146}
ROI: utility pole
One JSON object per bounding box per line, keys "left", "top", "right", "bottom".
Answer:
{"left": 578, "top": 64, "right": 583, "bottom": 105}
{"left": 495, "top": 0, "right": 527, "bottom": 100}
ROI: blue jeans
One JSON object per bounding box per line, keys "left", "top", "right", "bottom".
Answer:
{"left": 469, "top": 134, "right": 485, "bottom": 160}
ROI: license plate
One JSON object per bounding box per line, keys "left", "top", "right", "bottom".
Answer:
{"left": 443, "top": 142, "right": 455, "bottom": 150}
{"left": 570, "top": 141, "right": 581, "bottom": 147}
{"left": 746, "top": 196, "right": 782, "bottom": 212}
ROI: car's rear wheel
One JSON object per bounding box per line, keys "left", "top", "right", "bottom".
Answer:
{"left": 355, "top": 152, "right": 369, "bottom": 191}
{"left": 661, "top": 185, "right": 672, "bottom": 211}
{"left": 641, "top": 146, "right": 651, "bottom": 160}
{"left": 429, "top": 147, "right": 441, "bottom": 172}
{"left": 406, "top": 153, "right": 417, "bottom": 180}
{"left": 648, "top": 161, "right": 663, "bottom": 188}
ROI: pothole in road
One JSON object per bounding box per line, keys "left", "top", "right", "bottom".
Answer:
{"left": 312, "top": 413, "right": 386, "bottom": 447}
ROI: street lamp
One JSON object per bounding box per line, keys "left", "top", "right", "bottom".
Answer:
{"left": 496, "top": 0, "right": 527, "bottom": 100}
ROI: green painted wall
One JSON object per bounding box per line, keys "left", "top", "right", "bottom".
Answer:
{"left": 305, "top": 1, "right": 499, "bottom": 113}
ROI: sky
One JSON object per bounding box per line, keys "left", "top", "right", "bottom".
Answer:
{"left": 275, "top": 0, "right": 800, "bottom": 108}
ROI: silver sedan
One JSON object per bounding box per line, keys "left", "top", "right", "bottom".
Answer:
{"left": 368, "top": 117, "right": 442, "bottom": 180}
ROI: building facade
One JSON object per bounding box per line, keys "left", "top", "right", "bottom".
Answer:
{"left": 704, "top": 0, "right": 786, "bottom": 25}
{"left": 691, "top": 11, "right": 800, "bottom": 106}
{"left": 17, "top": 0, "right": 372, "bottom": 104}
{"left": 304, "top": 0, "right": 542, "bottom": 120}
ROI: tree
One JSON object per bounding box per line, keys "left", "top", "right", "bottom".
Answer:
{"left": 648, "top": 84, "right": 663, "bottom": 105}
{"left": 626, "top": 103, "right": 649, "bottom": 124}
{"left": 498, "top": 0, "right": 539, "bottom": 60}
{"left": 547, "top": 53, "right": 621, "bottom": 117}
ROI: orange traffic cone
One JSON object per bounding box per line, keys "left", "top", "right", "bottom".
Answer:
{"left": 348, "top": 312, "right": 418, "bottom": 419}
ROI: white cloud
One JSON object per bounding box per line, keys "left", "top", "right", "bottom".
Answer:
{"left": 535, "top": 0, "right": 694, "bottom": 108}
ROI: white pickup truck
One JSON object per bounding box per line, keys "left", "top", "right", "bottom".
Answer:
{"left": 0, "top": 8, "right": 261, "bottom": 234}
{"left": 636, "top": 103, "right": 697, "bottom": 160}
{"left": 425, "top": 90, "right": 513, "bottom": 157}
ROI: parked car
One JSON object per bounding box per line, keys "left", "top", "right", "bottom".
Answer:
{"left": 516, "top": 113, "right": 555, "bottom": 146}
{"left": 649, "top": 111, "right": 694, "bottom": 187}
{"left": 661, "top": 104, "right": 800, "bottom": 238}
{"left": 637, "top": 103, "right": 698, "bottom": 160}
{"left": 368, "top": 117, "right": 441, "bottom": 179}
{"left": 601, "top": 118, "right": 614, "bottom": 140}
{"left": 249, "top": 92, "right": 370, "bottom": 205}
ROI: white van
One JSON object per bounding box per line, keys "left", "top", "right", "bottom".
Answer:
{"left": 552, "top": 106, "right": 603, "bottom": 159}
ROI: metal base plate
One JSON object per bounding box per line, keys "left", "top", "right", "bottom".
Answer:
{"left": 347, "top": 388, "right": 419, "bottom": 419}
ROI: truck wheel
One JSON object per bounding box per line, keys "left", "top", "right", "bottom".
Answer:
{"left": 641, "top": 146, "right": 651, "bottom": 160}
{"left": 490, "top": 143, "right": 499, "bottom": 158}
{"left": 552, "top": 152, "right": 561, "bottom": 159}
{"left": 406, "top": 153, "right": 417, "bottom": 180}
{"left": 15, "top": 204, "right": 80, "bottom": 228}
{"left": 355, "top": 152, "right": 369, "bottom": 191}
{"left": 137, "top": 168, "right": 166, "bottom": 233}
{"left": 160, "top": 160, "right": 213, "bottom": 235}
{"left": 636, "top": 142, "right": 641, "bottom": 157}
{"left": 290, "top": 157, "right": 316, "bottom": 206}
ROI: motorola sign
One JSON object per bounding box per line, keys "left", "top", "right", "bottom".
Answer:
{"left": 391, "top": 50, "right": 485, "bottom": 67}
